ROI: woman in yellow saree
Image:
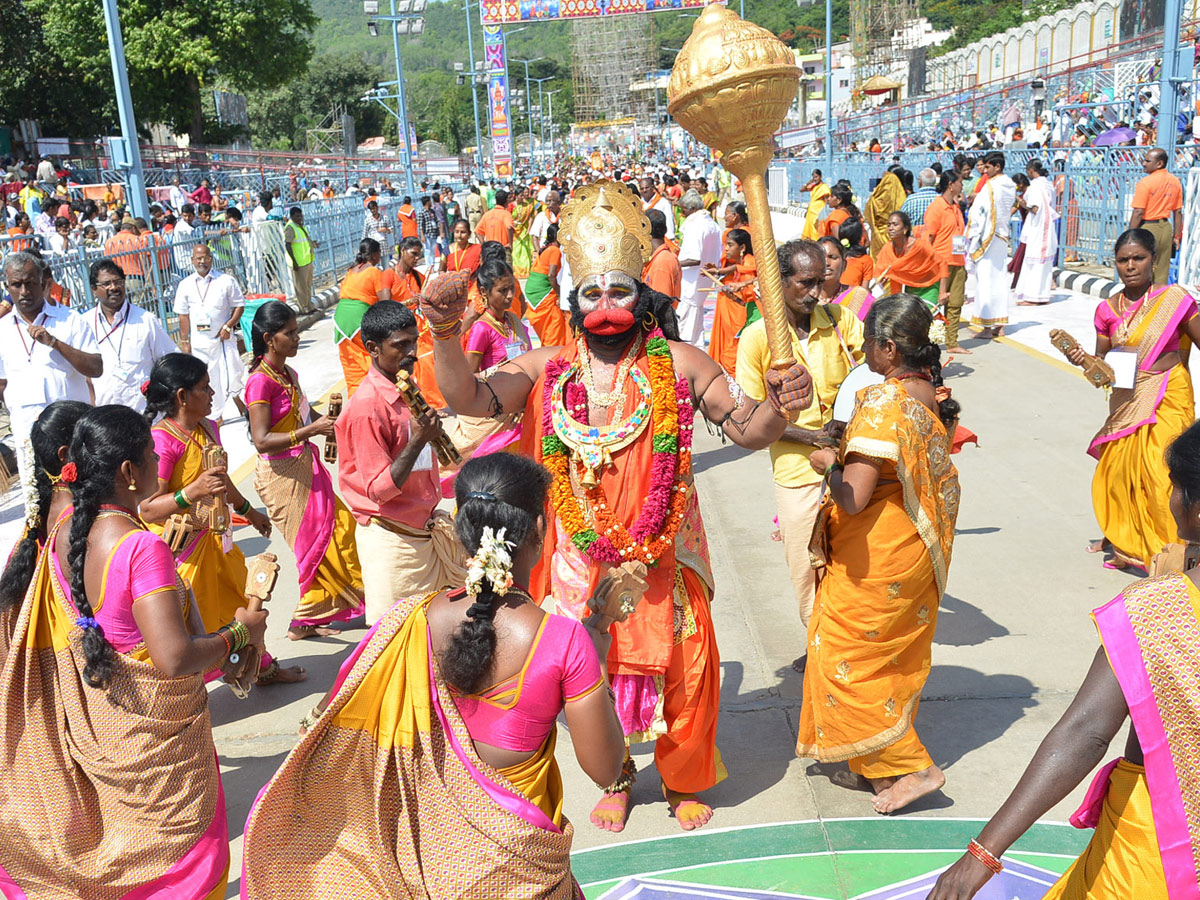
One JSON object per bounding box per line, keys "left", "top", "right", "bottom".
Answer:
{"left": 247, "top": 301, "right": 366, "bottom": 640}
{"left": 512, "top": 187, "right": 538, "bottom": 279}
{"left": 1064, "top": 229, "right": 1200, "bottom": 571}
{"left": 929, "top": 421, "right": 1200, "bottom": 900}
{"left": 799, "top": 295, "right": 961, "bottom": 815}
{"left": 242, "top": 454, "right": 626, "bottom": 900}
{"left": 138, "top": 352, "right": 306, "bottom": 685}
{"left": 0, "top": 405, "right": 267, "bottom": 900}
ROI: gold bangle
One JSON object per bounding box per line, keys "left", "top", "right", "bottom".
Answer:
{"left": 289, "top": 430, "right": 298, "bottom": 447}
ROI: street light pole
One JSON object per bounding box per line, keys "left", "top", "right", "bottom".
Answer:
{"left": 532, "top": 76, "right": 552, "bottom": 168}
{"left": 824, "top": 0, "right": 833, "bottom": 171}
{"left": 101, "top": 0, "right": 149, "bottom": 222}
{"left": 389, "top": 0, "right": 418, "bottom": 198}
{"left": 545, "top": 89, "right": 563, "bottom": 164}
{"left": 512, "top": 57, "right": 544, "bottom": 173}
{"left": 463, "top": 0, "right": 484, "bottom": 180}
{"left": 1159, "top": 0, "right": 1185, "bottom": 165}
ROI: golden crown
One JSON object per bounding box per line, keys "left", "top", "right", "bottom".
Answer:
{"left": 558, "top": 180, "right": 652, "bottom": 283}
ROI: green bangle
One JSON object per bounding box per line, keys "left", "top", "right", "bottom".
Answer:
{"left": 236, "top": 498, "right": 252, "bottom": 516}
{"left": 174, "top": 488, "right": 191, "bottom": 510}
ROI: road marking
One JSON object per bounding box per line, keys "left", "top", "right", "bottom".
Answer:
{"left": 992, "top": 335, "right": 1086, "bottom": 381}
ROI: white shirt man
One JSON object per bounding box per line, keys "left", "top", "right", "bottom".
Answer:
{"left": 0, "top": 253, "right": 101, "bottom": 486}
{"left": 530, "top": 192, "right": 561, "bottom": 254}
{"left": 639, "top": 178, "right": 676, "bottom": 241}
{"left": 675, "top": 194, "right": 723, "bottom": 347}
{"left": 86, "top": 262, "right": 177, "bottom": 410}
{"left": 176, "top": 245, "right": 247, "bottom": 420}
{"left": 168, "top": 180, "right": 188, "bottom": 213}
{"left": 965, "top": 154, "right": 1017, "bottom": 336}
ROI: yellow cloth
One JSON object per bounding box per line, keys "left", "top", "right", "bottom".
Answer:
{"left": 1093, "top": 363, "right": 1193, "bottom": 568}
{"left": 147, "top": 423, "right": 249, "bottom": 633}
{"left": 865, "top": 173, "right": 907, "bottom": 259}
{"left": 1042, "top": 760, "right": 1168, "bottom": 900}
{"left": 796, "top": 381, "right": 959, "bottom": 773}
{"left": 803, "top": 183, "right": 832, "bottom": 240}
{"left": 497, "top": 731, "right": 566, "bottom": 828}
{"left": 736, "top": 305, "right": 864, "bottom": 487}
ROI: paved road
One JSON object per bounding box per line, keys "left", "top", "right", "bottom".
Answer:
{"left": 0, "top": 289, "right": 1143, "bottom": 896}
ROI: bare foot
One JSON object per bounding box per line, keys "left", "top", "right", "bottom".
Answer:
{"left": 1086, "top": 539, "right": 1107, "bottom": 554}
{"left": 258, "top": 664, "right": 307, "bottom": 685}
{"left": 948, "top": 346, "right": 972, "bottom": 355}
{"left": 770, "top": 529, "right": 783, "bottom": 542}
{"left": 792, "top": 655, "right": 807, "bottom": 674}
{"left": 288, "top": 625, "right": 339, "bottom": 641}
{"left": 993, "top": 327, "right": 1006, "bottom": 338}
{"left": 590, "top": 790, "right": 632, "bottom": 832}
{"left": 867, "top": 775, "right": 898, "bottom": 794}
{"left": 664, "top": 787, "right": 714, "bottom": 831}
{"left": 871, "top": 765, "right": 945, "bottom": 814}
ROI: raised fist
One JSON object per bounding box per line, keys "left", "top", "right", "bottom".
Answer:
{"left": 765, "top": 362, "right": 813, "bottom": 415}
{"left": 419, "top": 270, "right": 471, "bottom": 336}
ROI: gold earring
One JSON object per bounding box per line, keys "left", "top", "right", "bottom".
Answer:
{"left": 128, "top": 481, "right": 137, "bottom": 492}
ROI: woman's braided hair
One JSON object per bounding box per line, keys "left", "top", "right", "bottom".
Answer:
{"left": 66, "top": 405, "right": 154, "bottom": 688}
{"left": 440, "top": 453, "right": 550, "bottom": 695}
{"left": 0, "top": 401, "right": 89, "bottom": 610}
{"left": 866, "top": 294, "right": 961, "bottom": 427}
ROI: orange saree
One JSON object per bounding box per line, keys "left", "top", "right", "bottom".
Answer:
{"left": 708, "top": 256, "right": 756, "bottom": 375}
{"left": 797, "top": 380, "right": 960, "bottom": 779}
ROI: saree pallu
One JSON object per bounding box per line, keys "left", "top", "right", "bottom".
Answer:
{"left": 1081, "top": 572, "right": 1200, "bottom": 900}
{"left": 865, "top": 174, "right": 906, "bottom": 258}
{"left": 241, "top": 592, "right": 580, "bottom": 900}
{"left": 803, "top": 184, "right": 831, "bottom": 240}
{"left": 833, "top": 285, "right": 875, "bottom": 322}
{"left": 0, "top": 527, "right": 226, "bottom": 900}
{"left": 709, "top": 260, "right": 755, "bottom": 375}
{"left": 254, "top": 433, "right": 364, "bottom": 628}
{"left": 797, "top": 381, "right": 960, "bottom": 775}
{"left": 525, "top": 271, "right": 569, "bottom": 348}
{"left": 334, "top": 298, "right": 373, "bottom": 397}
{"left": 1088, "top": 286, "right": 1196, "bottom": 568}
{"left": 512, "top": 202, "right": 537, "bottom": 278}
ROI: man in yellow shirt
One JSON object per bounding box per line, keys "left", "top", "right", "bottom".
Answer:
{"left": 736, "top": 239, "right": 864, "bottom": 671}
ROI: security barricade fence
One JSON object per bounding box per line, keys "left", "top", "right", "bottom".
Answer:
{"left": 0, "top": 194, "right": 405, "bottom": 339}
{"left": 768, "top": 147, "right": 1195, "bottom": 271}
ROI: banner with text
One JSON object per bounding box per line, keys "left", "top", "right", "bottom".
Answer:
{"left": 480, "top": 0, "right": 712, "bottom": 27}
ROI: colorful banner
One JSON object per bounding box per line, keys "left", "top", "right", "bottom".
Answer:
{"left": 482, "top": 24, "right": 513, "bottom": 178}
{"left": 480, "top": 0, "right": 711, "bottom": 26}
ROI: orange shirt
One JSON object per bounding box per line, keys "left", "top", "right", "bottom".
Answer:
{"left": 876, "top": 237, "right": 941, "bottom": 291}
{"left": 642, "top": 244, "right": 682, "bottom": 299}
{"left": 396, "top": 204, "right": 419, "bottom": 239}
{"left": 6, "top": 228, "right": 33, "bottom": 252}
{"left": 1132, "top": 169, "right": 1184, "bottom": 222}
{"left": 341, "top": 265, "right": 385, "bottom": 304}
{"left": 475, "top": 207, "right": 514, "bottom": 246}
{"left": 532, "top": 244, "right": 561, "bottom": 276}
{"left": 381, "top": 266, "right": 425, "bottom": 303}
{"left": 105, "top": 231, "right": 144, "bottom": 276}
{"left": 842, "top": 254, "right": 874, "bottom": 287}
{"left": 923, "top": 195, "right": 965, "bottom": 271}
{"left": 822, "top": 208, "right": 849, "bottom": 238}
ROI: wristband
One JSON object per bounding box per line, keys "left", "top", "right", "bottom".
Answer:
{"left": 236, "top": 498, "right": 252, "bottom": 516}
{"left": 966, "top": 839, "right": 1003, "bottom": 875}
{"left": 174, "top": 488, "right": 191, "bottom": 509}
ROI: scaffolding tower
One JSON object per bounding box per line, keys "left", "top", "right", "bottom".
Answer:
{"left": 849, "top": 0, "right": 919, "bottom": 99}
{"left": 570, "top": 15, "right": 656, "bottom": 124}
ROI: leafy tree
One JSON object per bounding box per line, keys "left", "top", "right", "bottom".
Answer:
{"left": 25, "top": 0, "right": 317, "bottom": 140}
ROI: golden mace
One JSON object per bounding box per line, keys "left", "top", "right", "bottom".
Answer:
{"left": 668, "top": 3, "right": 800, "bottom": 369}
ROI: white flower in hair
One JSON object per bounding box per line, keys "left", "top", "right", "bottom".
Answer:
{"left": 21, "top": 437, "right": 39, "bottom": 530}
{"left": 464, "top": 526, "right": 515, "bottom": 597}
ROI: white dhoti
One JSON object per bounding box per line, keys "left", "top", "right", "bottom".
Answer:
{"left": 969, "top": 239, "right": 1011, "bottom": 328}
{"left": 191, "top": 334, "right": 246, "bottom": 416}
{"left": 1014, "top": 251, "right": 1055, "bottom": 305}
{"left": 357, "top": 512, "right": 468, "bottom": 625}
{"left": 676, "top": 299, "right": 707, "bottom": 348}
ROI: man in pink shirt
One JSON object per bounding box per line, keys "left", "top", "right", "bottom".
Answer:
{"left": 335, "top": 300, "right": 467, "bottom": 624}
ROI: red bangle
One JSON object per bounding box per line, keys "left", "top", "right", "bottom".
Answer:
{"left": 967, "top": 838, "right": 1003, "bottom": 875}
{"left": 216, "top": 628, "right": 232, "bottom": 656}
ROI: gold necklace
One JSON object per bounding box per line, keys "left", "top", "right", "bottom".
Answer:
{"left": 481, "top": 310, "right": 511, "bottom": 338}
{"left": 576, "top": 332, "right": 643, "bottom": 410}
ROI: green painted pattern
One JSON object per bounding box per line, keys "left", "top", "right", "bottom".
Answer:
{"left": 574, "top": 818, "right": 1088, "bottom": 899}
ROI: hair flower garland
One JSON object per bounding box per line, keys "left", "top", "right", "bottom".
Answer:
{"left": 464, "top": 526, "right": 515, "bottom": 597}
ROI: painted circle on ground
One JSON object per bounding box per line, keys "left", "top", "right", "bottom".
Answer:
{"left": 574, "top": 818, "right": 1089, "bottom": 899}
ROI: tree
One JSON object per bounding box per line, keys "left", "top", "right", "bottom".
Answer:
{"left": 25, "top": 0, "right": 317, "bottom": 141}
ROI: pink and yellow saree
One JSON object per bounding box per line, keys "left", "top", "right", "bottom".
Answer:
{"left": 1051, "top": 572, "right": 1200, "bottom": 900}
{"left": 241, "top": 592, "right": 579, "bottom": 899}
{"left": 0, "top": 520, "right": 227, "bottom": 900}
{"left": 245, "top": 363, "right": 365, "bottom": 628}
{"left": 1090, "top": 286, "right": 1197, "bottom": 568}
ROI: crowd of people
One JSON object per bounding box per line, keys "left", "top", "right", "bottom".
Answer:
{"left": 0, "top": 142, "right": 1195, "bottom": 900}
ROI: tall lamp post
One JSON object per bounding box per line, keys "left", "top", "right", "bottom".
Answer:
{"left": 365, "top": 0, "right": 426, "bottom": 198}
{"left": 544, "top": 89, "right": 563, "bottom": 164}
{"left": 797, "top": 0, "right": 836, "bottom": 173}
{"left": 462, "top": 0, "right": 485, "bottom": 180}
{"left": 101, "top": 0, "right": 149, "bottom": 222}
{"left": 532, "top": 76, "right": 553, "bottom": 168}
{"left": 511, "top": 57, "right": 545, "bottom": 173}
